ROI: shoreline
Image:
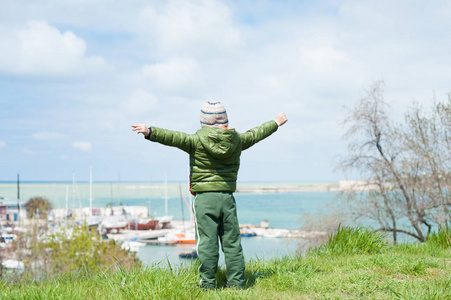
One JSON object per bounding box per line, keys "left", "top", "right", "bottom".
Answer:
{"left": 0, "top": 182, "right": 340, "bottom": 206}
{"left": 236, "top": 183, "right": 339, "bottom": 193}
{"left": 105, "top": 220, "right": 328, "bottom": 244}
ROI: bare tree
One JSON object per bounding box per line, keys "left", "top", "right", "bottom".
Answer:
{"left": 339, "top": 81, "right": 451, "bottom": 243}
{"left": 403, "top": 98, "right": 451, "bottom": 233}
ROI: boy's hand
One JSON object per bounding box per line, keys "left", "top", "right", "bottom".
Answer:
{"left": 131, "top": 124, "right": 150, "bottom": 136}
{"left": 275, "top": 113, "right": 288, "bottom": 127}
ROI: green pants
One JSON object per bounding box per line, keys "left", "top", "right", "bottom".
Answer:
{"left": 193, "top": 192, "right": 245, "bottom": 288}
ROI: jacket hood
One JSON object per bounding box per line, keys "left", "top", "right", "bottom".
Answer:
{"left": 197, "top": 127, "right": 240, "bottom": 159}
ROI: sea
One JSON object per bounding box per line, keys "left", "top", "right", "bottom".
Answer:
{"left": 0, "top": 181, "right": 338, "bottom": 266}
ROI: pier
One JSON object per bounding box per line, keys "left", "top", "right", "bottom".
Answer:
{"left": 103, "top": 220, "right": 328, "bottom": 246}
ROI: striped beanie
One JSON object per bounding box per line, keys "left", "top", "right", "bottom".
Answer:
{"left": 200, "top": 101, "right": 229, "bottom": 128}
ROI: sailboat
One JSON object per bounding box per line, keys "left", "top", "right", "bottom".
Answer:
{"left": 128, "top": 219, "right": 159, "bottom": 230}
{"left": 157, "top": 174, "right": 173, "bottom": 228}
{"left": 128, "top": 179, "right": 159, "bottom": 230}
{"left": 179, "top": 248, "right": 198, "bottom": 259}
{"left": 100, "top": 216, "right": 128, "bottom": 233}
{"left": 174, "top": 183, "right": 195, "bottom": 244}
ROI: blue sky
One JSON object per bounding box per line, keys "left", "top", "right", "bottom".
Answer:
{"left": 0, "top": 0, "right": 450, "bottom": 183}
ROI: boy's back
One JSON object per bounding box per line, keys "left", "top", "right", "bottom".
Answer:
{"left": 147, "top": 120, "right": 278, "bottom": 193}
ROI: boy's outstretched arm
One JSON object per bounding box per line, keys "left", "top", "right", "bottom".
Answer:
{"left": 240, "top": 112, "right": 288, "bottom": 150}
{"left": 131, "top": 123, "right": 195, "bottom": 153}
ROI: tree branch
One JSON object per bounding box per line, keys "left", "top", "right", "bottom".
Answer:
{"left": 376, "top": 227, "right": 423, "bottom": 241}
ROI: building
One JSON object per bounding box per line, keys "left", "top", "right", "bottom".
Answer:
{"left": 0, "top": 197, "right": 26, "bottom": 223}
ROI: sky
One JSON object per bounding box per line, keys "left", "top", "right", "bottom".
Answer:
{"left": 0, "top": 0, "right": 450, "bottom": 183}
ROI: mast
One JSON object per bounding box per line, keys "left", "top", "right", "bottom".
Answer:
{"left": 17, "top": 174, "right": 20, "bottom": 202}
{"left": 188, "top": 166, "right": 193, "bottom": 221}
{"left": 72, "top": 172, "right": 75, "bottom": 212}
{"left": 89, "top": 167, "right": 93, "bottom": 216}
{"left": 65, "top": 185, "right": 69, "bottom": 222}
{"left": 17, "top": 173, "right": 20, "bottom": 225}
{"left": 148, "top": 177, "right": 152, "bottom": 218}
{"left": 117, "top": 172, "right": 121, "bottom": 206}
{"left": 165, "top": 173, "right": 168, "bottom": 216}
{"left": 179, "top": 183, "right": 185, "bottom": 233}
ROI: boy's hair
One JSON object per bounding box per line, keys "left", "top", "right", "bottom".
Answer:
{"left": 200, "top": 101, "right": 229, "bottom": 128}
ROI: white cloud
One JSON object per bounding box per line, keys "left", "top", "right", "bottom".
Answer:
{"left": 0, "top": 21, "right": 109, "bottom": 76}
{"left": 124, "top": 89, "right": 158, "bottom": 116}
{"left": 72, "top": 141, "right": 92, "bottom": 151}
{"left": 142, "top": 57, "right": 202, "bottom": 92}
{"left": 139, "top": 0, "right": 241, "bottom": 58}
{"left": 32, "top": 131, "right": 65, "bottom": 140}
{"left": 22, "top": 148, "right": 37, "bottom": 155}
{"left": 0, "top": 141, "right": 5, "bottom": 148}
{"left": 1, "top": 1, "right": 451, "bottom": 182}
{"left": 299, "top": 46, "right": 347, "bottom": 72}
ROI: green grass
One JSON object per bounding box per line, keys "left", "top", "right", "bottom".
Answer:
{"left": 428, "top": 226, "right": 451, "bottom": 249}
{"left": 1, "top": 227, "right": 451, "bottom": 299}
{"left": 317, "top": 225, "right": 388, "bottom": 255}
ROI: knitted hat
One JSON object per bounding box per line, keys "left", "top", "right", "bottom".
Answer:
{"left": 200, "top": 101, "right": 229, "bottom": 128}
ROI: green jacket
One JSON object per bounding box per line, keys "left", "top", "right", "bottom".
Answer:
{"left": 146, "top": 121, "right": 278, "bottom": 193}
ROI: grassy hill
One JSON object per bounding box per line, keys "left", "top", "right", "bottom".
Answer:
{"left": 1, "top": 227, "right": 450, "bottom": 299}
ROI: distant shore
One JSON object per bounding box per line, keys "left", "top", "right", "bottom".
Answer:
{"left": 235, "top": 182, "right": 339, "bottom": 193}
{"left": 0, "top": 181, "right": 340, "bottom": 203}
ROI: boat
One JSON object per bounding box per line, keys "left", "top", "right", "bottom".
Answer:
{"left": 240, "top": 230, "right": 256, "bottom": 237}
{"left": 174, "top": 233, "right": 196, "bottom": 244}
{"left": 1, "top": 233, "right": 17, "bottom": 244}
{"left": 158, "top": 215, "right": 173, "bottom": 229}
{"left": 177, "top": 239, "right": 196, "bottom": 244}
{"left": 261, "top": 231, "right": 284, "bottom": 238}
{"left": 155, "top": 231, "right": 196, "bottom": 244}
{"left": 100, "top": 216, "right": 128, "bottom": 234}
{"left": 157, "top": 232, "right": 177, "bottom": 243}
{"left": 179, "top": 249, "right": 198, "bottom": 259}
{"left": 158, "top": 175, "right": 173, "bottom": 229}
{"left": 121, "top": 238, "right": 146, "bottom": 252}
{"left": 137, "top": 232, "right": 167, "bottom": 242}
{"left": 143, "top": 239, "right": 178, "bottom": 246}
{"left": 128, "top": 219, "right": 159, "bottom": 230}
{"left": 2, "top": 259, "right": 24, "bottom": 269}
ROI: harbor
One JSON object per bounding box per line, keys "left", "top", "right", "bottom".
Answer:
{"left": 1, "top": 216, "right": 327, "bottom": 268}
{"left": 1, "top": 181, "right": 336, "bottom": 267}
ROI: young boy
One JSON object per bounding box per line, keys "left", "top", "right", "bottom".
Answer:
{"left": 132, "top": 101, "right": 287, "bottom": 289}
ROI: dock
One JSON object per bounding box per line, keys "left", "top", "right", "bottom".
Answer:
{"left": 139, "top": 240, "right": 178, "bottom": 246}
{"left": 105, "top": 220, "right": 327, "bottom": 246}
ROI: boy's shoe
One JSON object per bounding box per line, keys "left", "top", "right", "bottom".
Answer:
{"left": 226, "top": 284, "right": 244, "bottom": 290}
{"left": 197, "top": 284, "right": 215, "bottom": 291}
